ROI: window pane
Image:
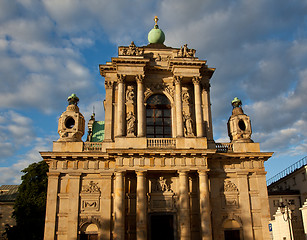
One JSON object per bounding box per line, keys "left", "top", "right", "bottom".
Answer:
{"left": 164, "top": 118, "right": 172, "bottom": 125}
{"left": 147, "top": 126, "right": 154, "bottom": 134}
{"left": 147, "top": 109, "right": 154, "bottom": 117}
{"left": 164, "top": 109, "right": 171, "bottom": 117}
{"left": 156, "top": 127, "right": 163, "bottom": 134}
{"left": 155, "top": 118, "right": 163, "bottom": 125}
{"left": 147, "top": 117, "right": 154, "bottom": 125}
{"left": 165, "top": 127, "right": 172, "bottom": 134}
{"left": 147, "top": 94, "right": 170, "bottom": 105}
{"left": 155, "top": 109, "right": 162, "bottom": 117}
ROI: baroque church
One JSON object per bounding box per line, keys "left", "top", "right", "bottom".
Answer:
{"left": 41, "top": 17, "right": 273, "bottom": 240}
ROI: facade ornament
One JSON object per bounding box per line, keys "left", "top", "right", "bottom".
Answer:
{"left": 152, "top": 177, "right": 173, "bottom": 193}
{"left": 126, "top": 112, "right": 136, "bottom": 136}
{"left": 182, "top": 91, "right": 190, "bottom": 104}
{"left": 144, "top": 83, "right": 174, "bottom": 100}
{"left": 173, "top": 76, "right": 182, "bottom": 85}
{"left": 105, "top": 81, "right": 114, "bottom": 89}
{"left": 192, "top": 76, "right": 202, "bottom": 85}
{"left": 117, "top": 74, "right": 126, "bottom": 83}
{"left": 126, "top": 86, "right": 134, "bottom": 103}
{"left": 67, "top": 93, "right": 79, "bottom": 106}
{"left": 135, "top": 74, "right": 144, "bottom": 84}
{"left": 118, "top": 41, "right": 144, "bottom": 56}
{"left": 79, "top": 216, "right": 102, "bottom": 228}
{"left": 81, "top": 181, "right": 100, "bottom": 193}
{"left": 144, "top": 87, "right": 153, "bottom": 99}
{"left": 224, "top": 180, "right": 238, "bottom": 192}
{"left": 183, "top": 113, "right": 194, "bottom": 137}
{"left": 177, "top": 44, "right": 196, "bottom": 58}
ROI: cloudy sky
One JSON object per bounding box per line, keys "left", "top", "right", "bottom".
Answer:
{"left": 0, "top": 0, "right": 307, "bottom": 184}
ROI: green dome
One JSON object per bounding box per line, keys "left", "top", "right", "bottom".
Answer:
{"left": 148, "top": 25, "right": 165, "bottom": 44}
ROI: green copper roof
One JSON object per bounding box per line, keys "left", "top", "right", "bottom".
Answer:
{"left": 91, "top": 121, "right": 105, "bottom": 142}
{"left": 148, "top": 16, "right": 165, "bottom": 44}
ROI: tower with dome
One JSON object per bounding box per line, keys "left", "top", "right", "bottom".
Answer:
{"left": 41, "top": 17, "right": 273, "bottom": 240}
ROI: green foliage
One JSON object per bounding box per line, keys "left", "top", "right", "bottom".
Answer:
{"left": 4, "top": 161, "right": 48, "bottom": 240}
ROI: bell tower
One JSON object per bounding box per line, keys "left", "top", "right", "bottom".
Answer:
{"left": 227, "top": 97, "right": 253, "bottom": 143}
{"left": 57, "top": 93, "right": 85, "bottom": 142}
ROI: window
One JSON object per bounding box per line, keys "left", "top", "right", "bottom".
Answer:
{"left": 146, "top": 94, "right": 172, "bottom": 138}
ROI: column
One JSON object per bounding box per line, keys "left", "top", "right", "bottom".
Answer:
{"left": 192, "top": 77, "right": 204, "bottom": 137}
{"left": 104, "top": 80, "right": 114, "bottom": 141}
{"left": 201, "top": 82, "right": 213, "bottom": 140}
{"left": 300, "top": 199, "right": 307, "bottom": 239}
{"left": 67, "top": 173, "right": 81, "bottom": 240}
{"left": 136, "top": 75, "right": 145, "bottom": 137}
{"left": 179, "top": 170, "right": 191, "bottom": 240}
{"left": 198, "top": 170, "right": 212, "bottom": 240}
{"left": 116, "top": 74, "right": 125, "bottom": 137}
{"left": 136, "top": 171, "right": 147, "bottom": 240}
{"left": 44, "top": 172, "right": 60, "bottom": 240}
{"left": 114, "top": 171, "right": 125, "bottom": 240}
{"left": 237, "top": 172, "right": 254, "bottom": 239}
{"left": 174, "top": 76, "right": 184, "bottom": 137}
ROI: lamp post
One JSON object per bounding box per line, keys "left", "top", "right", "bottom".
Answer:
{"left": 279, "top": 197, "right": 295, "bottom": 240}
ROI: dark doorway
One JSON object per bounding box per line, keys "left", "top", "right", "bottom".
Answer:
{"left": 224, "top": 230, "right": 240, "bottom": 240}
{"left": 80, "top": 233, "right": 98, "bottom": 240}
{"left": 150, "top": 214, "right": 174, "bottom": 240}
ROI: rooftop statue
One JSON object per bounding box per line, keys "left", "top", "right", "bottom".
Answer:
{"left": 67, "top": 93, "right": 79, "bottom": 106}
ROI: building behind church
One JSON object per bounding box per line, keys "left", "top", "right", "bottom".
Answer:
{"left": 41, "top": 17, "right": 273, "bottom": 240}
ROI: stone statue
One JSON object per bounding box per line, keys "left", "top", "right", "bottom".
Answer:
{"left": 126, "top": 112, "right": 136, "bottom": 135}
{"left": 67, "top": 93, "right": 79, "bottom": 106}
{"left": 177, "top": 44, "right": 196, "bottom": 58}
{"left": 184, "top": 113, "right": 194, "bottom": 137}
{"left": 126, "top": 86, "right": 134, "bottom": 103}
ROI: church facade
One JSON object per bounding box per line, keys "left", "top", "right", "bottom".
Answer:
{"left": 41, "top": 18, "right": 273, "bottom": 240}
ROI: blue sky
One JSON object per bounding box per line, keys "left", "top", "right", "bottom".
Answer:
{"left": 0, "top": 0, "right": 307, "bottom": 184}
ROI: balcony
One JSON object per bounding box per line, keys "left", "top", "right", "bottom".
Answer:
{"left": 147, "top": 138, "right": 176, "bottom": 148}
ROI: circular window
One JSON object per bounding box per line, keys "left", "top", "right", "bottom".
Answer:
{"left": 238, "top": 119, "right": 246, "bottom": 131}
{"left": 65, "top": 117, "right": 75, "bottom": 129}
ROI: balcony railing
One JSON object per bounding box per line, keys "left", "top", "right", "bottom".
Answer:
{"left": 267, "top": 156, "right": 307, "bottom": 186}
{"left": 215, "top": 143, "right": 233, "bottom": 153}
{"left": 84, "top": 142, "right": 103, "bottom": 152}
{"left": 147, "top": 138, "right": 176, "bottom": 148}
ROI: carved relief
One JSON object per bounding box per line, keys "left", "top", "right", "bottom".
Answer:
{"left": 151, "top": 177, "right": 173, "bottom": 193}
{"left": 118, "top": 41, "right": 144, "bottom": 56}
{"left": 182, "top": 91, "right": 190, "bottom": 104}
{"left": 79, "top": 216, "right": 102, "bottom": 228}
{"left": 126, "top": 86, "right": 134, "bottom": 103}
{"left": 224, "top": 180, "right": 238, "bottom": 192}
{"left": 144, "top": 83, "right": 174, "bottom": 100}
{"left": 126, "top": 112, "right": 136, "bottom": 136}
{"left": 176, "top": 44, "right": 196, "bottom": 58}
{"left": 105, "top": 81, "right": 114, "bottom": 89}
{"left": 117, "top": 74, "right": 126, "bottom": 83}
{"left": 81, "top": 181, "right": 100, "bottom": 193}
{"left": 135, "top": 74, "right": 144, "bottom": 84}
{"left": 183, "top": 112, "right": 194, "bottom": 137}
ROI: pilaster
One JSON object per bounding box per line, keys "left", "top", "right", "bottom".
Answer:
{"left": 136, "top": 75, "right": 145, "bottom": 137}
{"left": 114, "top": 171, "right": 125, "bottom": 240}
{"left": 174, "top": 76, "right": 184, "bottom": 137}
{"left": 136, "top": 171, "right": 147, "bottom": 240}
{"left": 44, "top": 172, "right": 60, "bottom": 240}
{"left": 67, "top": 172, "right": 81, "bottom": 240}
{"left": 192, "top": 77, "right": 204, "bottom": 137}
{"left": 198, "top": 170, "right": 212, "bottom": 240}
{"left": 104, "top": 80, "right": 114, "bottom": 141}
{"left": 179, "top": 170, "right": 191, "bottom": 240}
{"left": 116, "top": 74, "right": 126, "bottom": 137}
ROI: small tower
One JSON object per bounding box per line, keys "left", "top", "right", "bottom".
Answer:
{"left": 227, "top": 97, "right": 253, "bottom": 143}
{"left": 57, "top": 94, "right": 85, "bottom": 142}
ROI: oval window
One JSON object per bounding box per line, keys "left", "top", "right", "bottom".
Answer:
{"left": 65, "top": 117, "right": 75, "bottom": 129}
{"left": 238, "top": 119, "right": 246, "bottom": 131}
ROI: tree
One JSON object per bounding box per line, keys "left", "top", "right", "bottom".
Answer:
{"left": 4, "top": 161, "right": 48, "bottom": 240}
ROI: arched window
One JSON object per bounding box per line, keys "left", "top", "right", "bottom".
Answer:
{"left": 146, "top": 94, "right": 172, "bottom": 138}
{"left": 80, "top": 223, "right": 98, "bottom": 240}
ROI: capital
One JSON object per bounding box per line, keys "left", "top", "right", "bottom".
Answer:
{"left": 117, "top": 74, "right": 126, "bottom": 83}
{"left": 105, "top": 81, "right": 114, "bottom": 89}
{"left": 173, "top": 76, "right": 182, "bottom": 85}
{"left": 192, "top": 76, "right": 202, "bottom": 85}
{"left": 136, "top": 74, "right": 145, "bottom": 84}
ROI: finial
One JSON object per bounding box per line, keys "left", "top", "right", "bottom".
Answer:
{"left": 154, "top": 16, "right": 159, "bottom": 26}
{"left": 67, "top": 93, "right": 79, "bottom": 106}
{"left": 231, "top": 97, "right": 242, "bottom": 109}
